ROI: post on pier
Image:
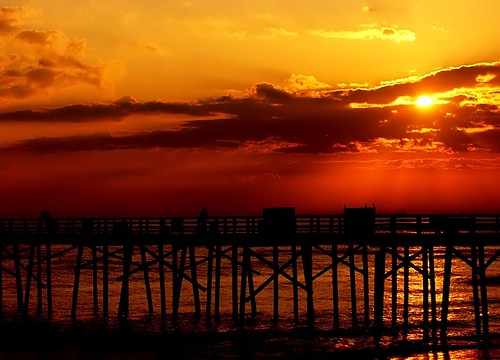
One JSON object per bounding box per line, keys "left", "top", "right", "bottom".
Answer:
{"left": 139, "top": 219, "right": 154, "bottom": 315}
{"left": 214, "top": 239, "right": 222, "bottom": 322}
{"left": 231, "top": 244, "right": 239, "bottom": 322}
{"left": 390, "top": 216, "right": 397, "bottom": 330}
{"left": 343, "top": 205, "right": 375, "bottom": 328}
{"left": 171, "top": 217, "right": 184, "bottom": 321}
{"left": 102, "top": 219, "right": 109, "bottom": 318}
{"left": 439, "top": 215, "right": 488, "bottom": 342}
{"left": 23, "top": 227, "right": 35, "bottom": 316}
{"left": 0, "top": 221, "right": 23, "bottom": 314}
{"left": 374, "top": 245, "right": 386, "bottom": 337}
{"left": 205, "top": 224, "right": 214, "bottom": 322}
{"left": 25, "top": 211, "right": 52, "bottom": 318}
{"left": 331, "top": 234, "right": 340, "bottom": 329}
{"left": 0, "top": 220, "right": 4, "bottom": 314}
{"left": 117, "top": 220, "right": 133, "bottom": 320}
{"left": 238, "top": 217, "right": 257, "bottom": 324}
{"left": 477, "top": 243, "right": 489, "bottom": 342}
{"left": 261, "top": 207, "right": 302, "bottom": 324}
{"left": 158, "top": 218, "right": 168, "bottom": 320}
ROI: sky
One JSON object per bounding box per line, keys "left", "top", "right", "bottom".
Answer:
{"left": 1, "top": 1, "right": 500, "bottom": 217}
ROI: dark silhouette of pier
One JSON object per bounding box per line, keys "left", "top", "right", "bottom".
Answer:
{"left": 0, "top": 207, "right": 499, "bottom": 344}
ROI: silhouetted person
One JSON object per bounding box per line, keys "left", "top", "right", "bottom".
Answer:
{"left": 197, "top": 207, "right": 208, "bottom": 234}
{"left": 39, "top": 209, "right": 57, "bottom": 235}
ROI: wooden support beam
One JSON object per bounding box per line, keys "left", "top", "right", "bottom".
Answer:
{"left": 391, "top": 245, "right": 398, "bottom": 330}
{"left": 348, "top": 243, "right": 357, "bottom": 327}
{"left": 301, "top": 241, "right": 315, "bottom": 326}
{"left": 247, "top": 251, "right": 257, "bottom": 319}
{"left": 292, "top": 243, "right": 299, "bottom": 325}
{"left": 172, "top": 245, "right": 187, "bottom": 321}
{"left": 214, "top": 244, "right": 221, "bottom": 322}
{"left": 206, "top": 244, "right": 213, "bottom": 322}
{"left": 429, "top": 246, "right": 437, "bottom": 339}
{"left": 23, "top": 243, "right": 36, "bottom": 317}
{"left": 403, "top": 244, "right": 409, "bottom": 334}
{"left": 471, "top": 245, "right": 482, "bottom": 338}
{"left": 46, "top": 237, "right": 52, "bottom": 319}
{"left": 140, "top": 244, "right": 154, "bottom": 315}
{"left": 103, "top": 243, "right": 109, "bottom": 318}
{"left": 232, "top": 245, "right": 238, "bottom": 322}
{"left": 92, "top": 244, "right": 99, "bottom": 316}
{"left": 189, "top": 244, "right": 201, "bottom": 319}
{"left": 13, "top": 240, "right": 23, "bottom": 314}
{"left": 422, "top": 244, "right": 429, "bottom": 340}
{"left": 478, "top": 245, "right": 489, "bottom": 342}
{"left": 273, "top": 244, "right": 279, "bottom": 323}
{"left": 239, "top": 246, "right": 248, "bottom": 325}
{"left": 71, "top": 243, "right": 84, "bottom": 320}
{"left": 390, "top": 217, "right": 397, "bottom": 331}
{"left": 158, "top": 242, "right": 166, "bottom": 320}
{"left": 332, "top": 242, "right": 339, "bottom": 330}
{"left": 363, "top": 243, "right": 370, "bottom": 327}
{"left": 0, "top": 240, "right": 3, "bottom": 315}
{"left": 118, "top": 242, "right": 132, "bottom": 320}
{"left": 36, "top": 240, "right": 42, "bottom": 316}
{"left": 440, "top": 245, "right": 453, "bottom": 342}
{"left": 374, "top": 247, "right": 386, "bottom": 338}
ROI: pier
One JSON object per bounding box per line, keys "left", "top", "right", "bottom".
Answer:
{"left": 0, "top": 207, "right": 499, "bottom": 343}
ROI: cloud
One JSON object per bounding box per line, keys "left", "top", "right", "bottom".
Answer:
{"left": 15, "top": 29, "right": 58, "bottom": 45}
{"left": 0, "top": 6, "right": 34, "bottom": 34}
{"left": 270, "top": 27, "right": 297, "bottom": 37}
{"left": 0, "top": 97, "right": 214, "bottom": 122}
{"left": 0, "top": 7, "right": 119, "bottom": 103}
{"left": 3, "top": 62, "right": 500, "bottom": 155}
{"left": 132, "top": 39, "right": 165, "bottom": 54}
{"left": 285, "top": 73, "right": 331, "bottom": 95}
{"left": 260, "top": 27, "right": 298, "bottom": 39}
{"left": 309, "top": 25, "right": 416, "bottom": 43}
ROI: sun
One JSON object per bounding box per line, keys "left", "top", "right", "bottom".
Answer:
{"left": 416, "top": 95, "right": 433, "bottom": 107}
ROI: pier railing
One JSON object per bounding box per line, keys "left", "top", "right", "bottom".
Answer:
{"left": 1, "top": 214, "right": 500, "bottom": 240}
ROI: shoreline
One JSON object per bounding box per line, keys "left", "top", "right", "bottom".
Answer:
{"left": 0, "top": 318, "right": 498, "bottom": 359}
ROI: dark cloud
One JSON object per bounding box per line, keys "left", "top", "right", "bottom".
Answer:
{"left": 15, "top": 29, "right": 57, "bottom": 45}
{"left": 7, "top": 127, "right": 242, "bottom": 152}
{"left": 0, "top": 99, "right": 214, "bottom": 122}
{"left": 252, "top": 83, "right": 295, "bottom": 103}
{"left": 0, "top": 105, "right": 440, "bottom": 154}
{"left": 3, "top": 61, "right": 500, "bottom": 154}
{"left": 472, "top": 129, "right": 500, "bottom": 152}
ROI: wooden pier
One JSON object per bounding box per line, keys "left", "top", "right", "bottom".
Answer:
{"left": 0, "top": 207, "right": 499, "bottom": 343}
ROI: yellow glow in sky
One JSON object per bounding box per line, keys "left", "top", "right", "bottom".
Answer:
{"left": 416, "top": 95, "right": 433, "bottom": 107}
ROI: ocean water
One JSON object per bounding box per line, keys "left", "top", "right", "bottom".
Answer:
{"left": 0, "top": 244, "right": 498, "bottom": 359}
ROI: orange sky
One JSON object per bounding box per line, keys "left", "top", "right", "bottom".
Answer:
{"left": 1, "top": 2, "right": 500, "bottom": 217}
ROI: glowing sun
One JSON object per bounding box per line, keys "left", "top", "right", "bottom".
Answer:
{"left": 416, "top": 95, "right": 433, "bottom": 107}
